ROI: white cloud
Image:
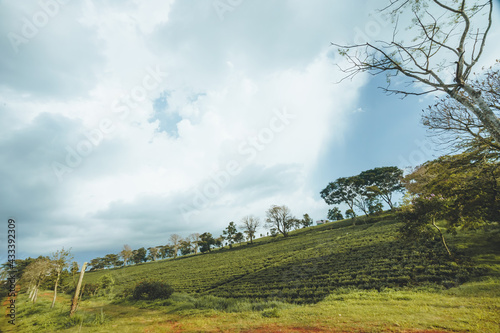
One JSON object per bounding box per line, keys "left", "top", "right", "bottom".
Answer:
{"left": 1, "top": 0, "right": 497, "bottom": 263}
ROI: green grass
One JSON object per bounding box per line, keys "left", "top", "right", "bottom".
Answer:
{"left": 4, "top": 279, "right": 499, "bottom": 332}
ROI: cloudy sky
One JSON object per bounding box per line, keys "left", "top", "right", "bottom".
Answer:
{"left": 1, "top": 0, "right": 499, "bottom": 264}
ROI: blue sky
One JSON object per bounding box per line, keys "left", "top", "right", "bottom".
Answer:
{"left": 0, "top": 0, "right": 498, "bottom": 265}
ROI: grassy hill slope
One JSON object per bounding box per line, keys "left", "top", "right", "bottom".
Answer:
{"left": 4, "top": 213, "right": 499, "bottom": 332}
{"left": 83, "top": 213, "right": 495, "bottom": 304}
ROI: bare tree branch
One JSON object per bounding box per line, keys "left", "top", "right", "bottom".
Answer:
{"left": 333, "top": 0, "right": 500, "bottom": 144}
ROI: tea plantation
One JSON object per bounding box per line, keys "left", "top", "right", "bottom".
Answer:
{"left": 82, "top": 214, "right": 492, "bottom": 304}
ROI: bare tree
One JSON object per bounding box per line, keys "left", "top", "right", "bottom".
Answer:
{"left": 120, "top": 244, "right": 133, "bottom": 266}
{"left": 333, "top": 0, "right": 500, "bottom": 144}
{"left": 423, "top": 64, "right": 500, "bottom": 152}
{"left": 189, "top": 233, "right": 201, "bottom": 254}
{"left": 50, "top": 248, "right": 72, "bottom": 308}
{"left": 21, "top": 258, "right": 52, "bottom": 303}
{"left": 241, "top": 215, "right": 260, "bottom": 244}
{"left": 169, "top": 234, "right": 182, "bottom": 259}
{"left": 265, "top": 205, "right": 296, "bottom": 237}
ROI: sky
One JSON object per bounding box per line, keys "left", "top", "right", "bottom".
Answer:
{"left": 1, "top": 0, "right": 499, "bottom": 265}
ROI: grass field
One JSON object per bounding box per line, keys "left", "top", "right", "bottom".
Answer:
{"left": 2, "top": 214, "right": 499, "bottom": 332}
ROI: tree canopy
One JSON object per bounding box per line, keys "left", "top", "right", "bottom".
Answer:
{"left": 321, "top": 167, "right": 404, "bottom": 217}
{"left": 403, "top": 141, "right": 499, "bottom": 230}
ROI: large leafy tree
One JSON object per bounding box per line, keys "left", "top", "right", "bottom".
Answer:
{"left": 103, "top": 253, "right": 121, "bottom": 268}
{"left": 320, "top": 177, "right": 357, "bottom": 216}
{"left": 398, "top": 193, "right": 453, "bottom": 256}
{"left": 359, "top": 166, "right": 404, "bottom": 210}
{"left": 132, "top": 247, "right": 147, "bottom": 264}
{"left": 351, "top": 175, "right": 376, "bottom": 217}
{"left": 89, "top": 257, "right": 106, "bottom": 271}
{"left": 234, "top": 232, "right": 245, "bottom": 244}
{"left": 265, "top": 205, "right": 297, "bottom": 237}
{"left": 179, "top": 240, "right": 193, "bottom": 256}
{"left": 404, "top": 141, "right": 499, "bottom": 229}
{"left": 222, "top": 222, "right": 238, "bottom": 249}
{"left": 334, "top": 0, "right": 500, "bottom": 144}
{"left": 198, "top": 232, "right": 216, "bottom": 253}
{"left": 159, "top": 245, "right": 174, "bottom": 259}
{"left": 327, "top": 207, "right": 344, "bottom": 221}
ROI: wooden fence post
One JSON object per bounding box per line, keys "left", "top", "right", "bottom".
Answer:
{"left": 70, "top": 262, "right": 87, "bottom": 317}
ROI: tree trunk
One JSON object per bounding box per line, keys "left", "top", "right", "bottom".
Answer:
{"left": 33, "top": 283, "right": 39, "bottom": 303}
{"left": 28, "top": 285, "right": 35, "bottom": 302}
{"left": 70, "top": 262, "right": 87, "bottom": 317}
{"left": 51, "top": 269, "right": 61, "bottom": 308}
{"left": 386, "top": 196, "right": 394, "bottom": 210}
{"left": 454, "top": 85, "right": 500, "bottom": 144}
{"left": 432, "top": 218, "right": 452, "bottom": 257}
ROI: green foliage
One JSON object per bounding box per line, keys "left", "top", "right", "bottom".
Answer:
{"left": 199, "top": 232, "right": 216, "bottom": 253}
{"left": 398, "top": 194, "right": 454, "bottom": 255}
{"left": 179, "top": 240, "right": 192, "bottom": 256}
{"left": 328, "top": 207, "right": 343, "bottom": 221}
{"left": 345, "top": 209, "right": 356, "bottom": 219}
{"left": 132, "top": 247, "right": 147, "bottom": 264}
{"left": 368, "top": 200, "right": 384, "bottom": 215}
{"left": 97, "top": 274, "right": 115, "bottom": 296}
{"left": 222, "top": 221, "right": 238, "bottom": 248}
{"left": 403, "top": 143, "right": 499, "bottom": 230}
{"left": 132, "top": 280, "right": 174, "bottom": 300}
{"left": 159, "top": 244, "right": 174, "bottom": 259}
{"left": 360, "top": 166, "right": 404, "bottom": 210}
{"left": 322, "top": 167, "right": 404, "bottom": 217}
{"left": 234, "top": 231, "right": 245, "bottom": 244}
{"left": 300, "top": 213, "right": 314, "bottom": 228}
{"left": 261, "top": 307, "right": 281, "bottom": 318}
{"left": 5, "top": 295, "right": 109, "bottom": 332}
{"left": 320, "top": 177, "right": 357, "bottom": 212}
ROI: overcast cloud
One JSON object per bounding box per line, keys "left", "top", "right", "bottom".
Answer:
{"left": 1, "top": 0, "right": 499, "bottom": 263}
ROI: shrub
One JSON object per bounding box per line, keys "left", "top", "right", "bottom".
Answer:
{"left": 132, "top": 280, "right": 174, "bottom": 300}
{"left": 261, "top": 307, "right": 281, "bottom": 318}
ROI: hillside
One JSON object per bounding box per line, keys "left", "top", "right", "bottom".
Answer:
{"left": 83, "top": 213, "right": 496, "bottom": 303}
{"left": 4, "top": 213, "right": 500, "bottom": 332}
